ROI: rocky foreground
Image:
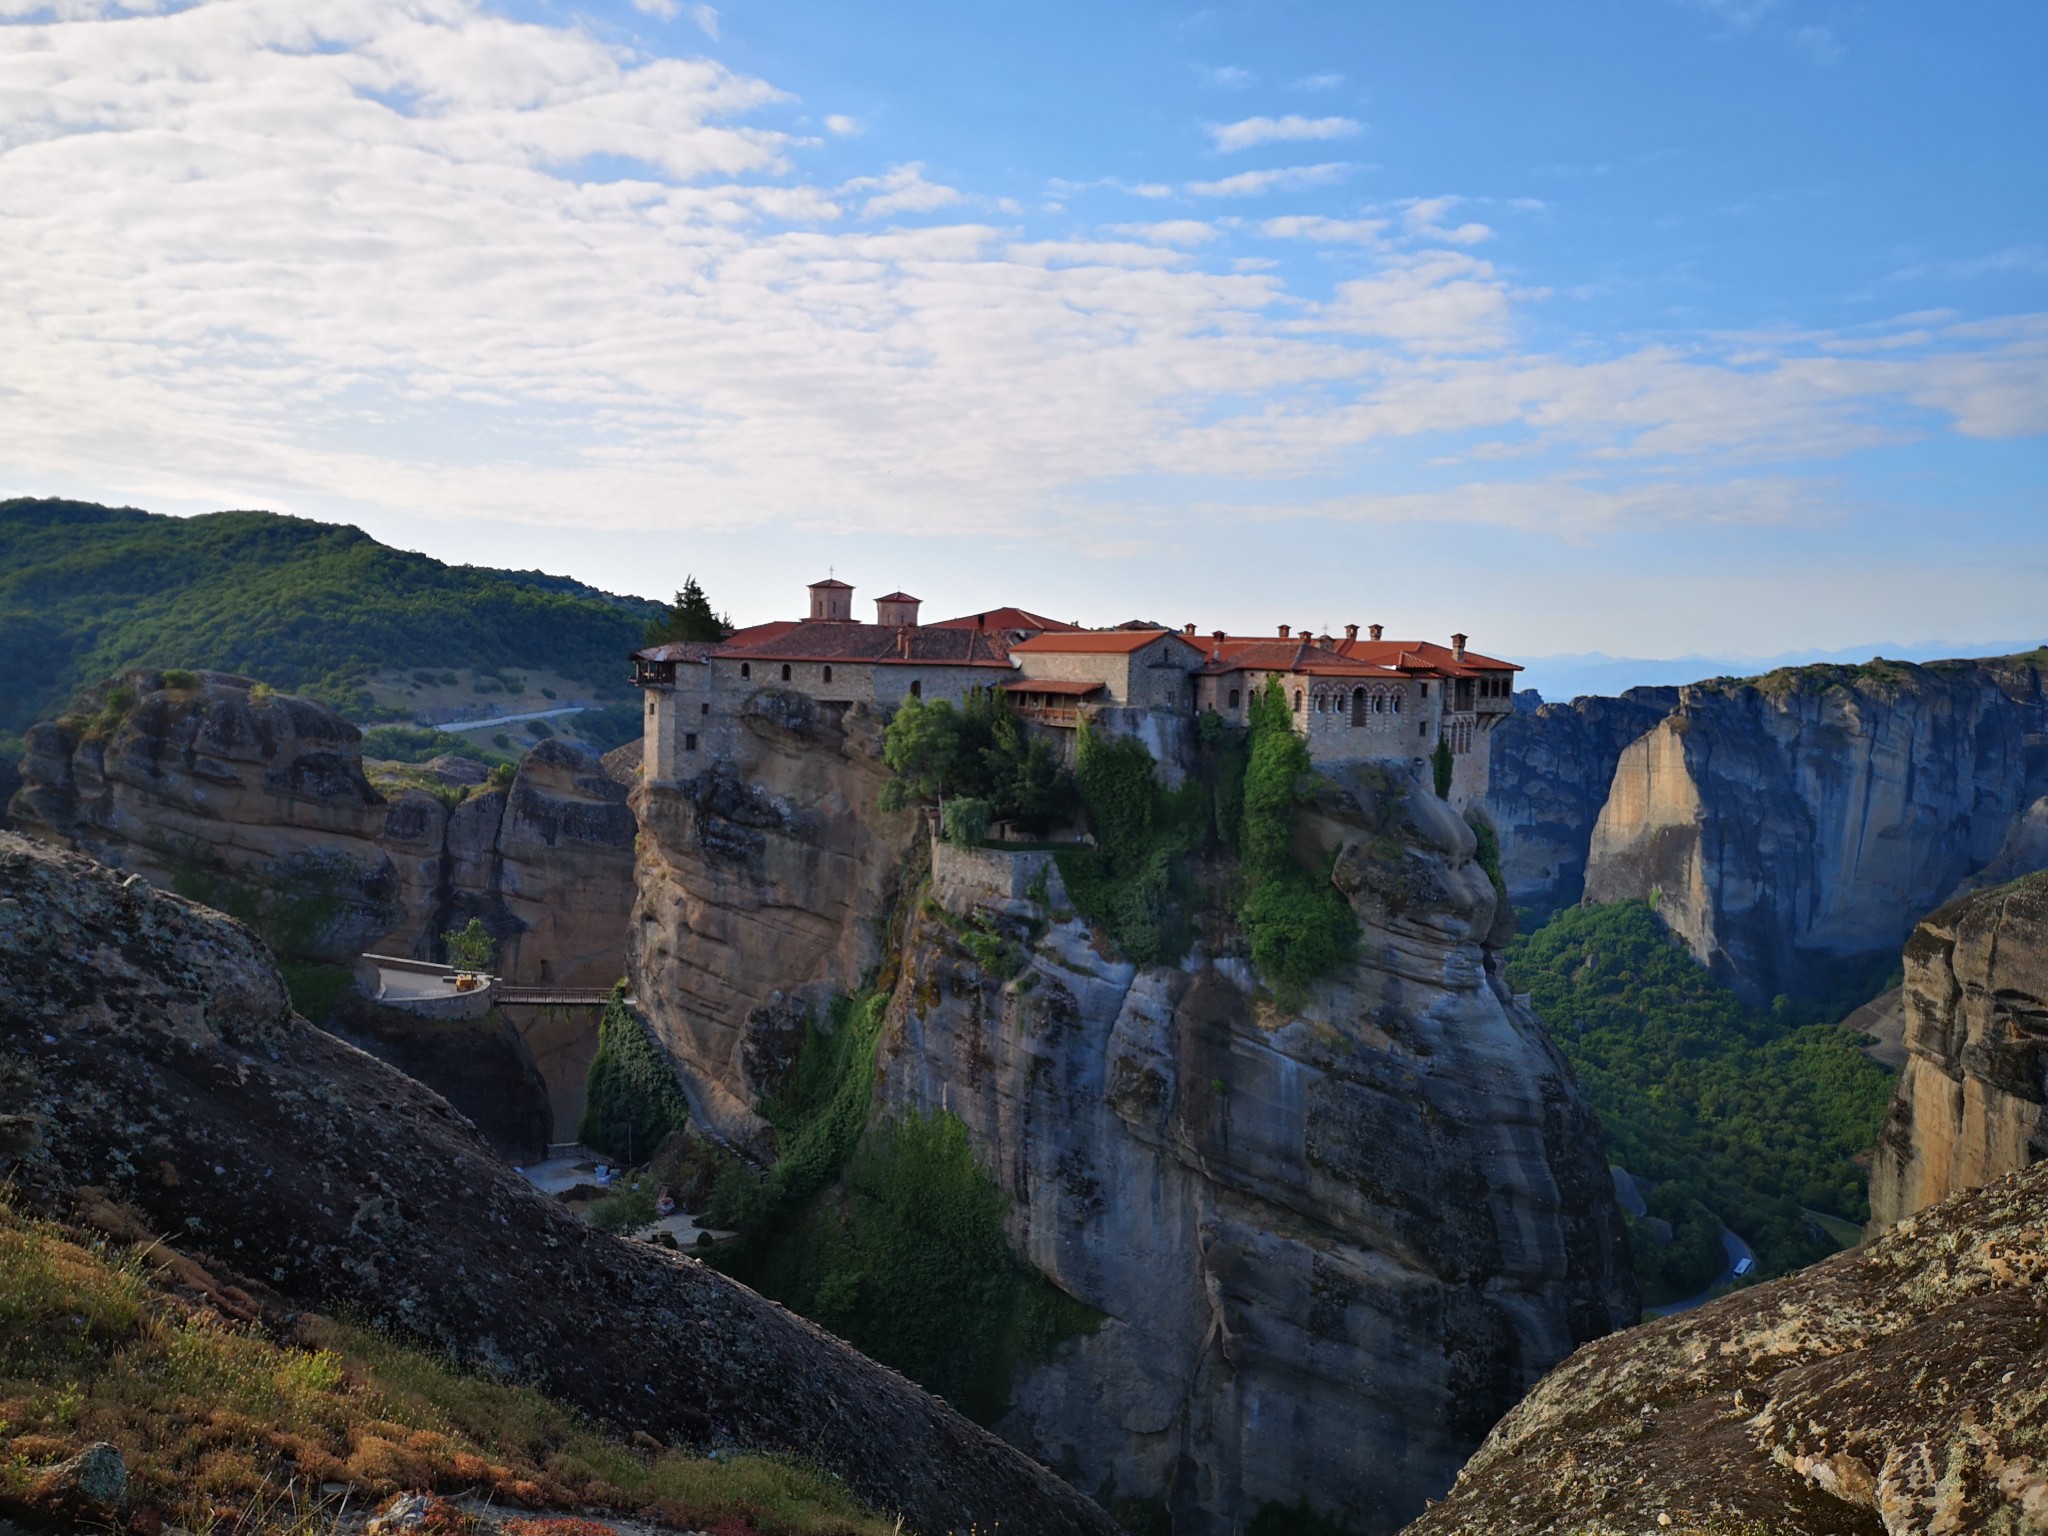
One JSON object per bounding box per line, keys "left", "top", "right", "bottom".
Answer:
{"left": 1405, "top": 1155, "right": 2048, "bottom": 1536}
{"left": 0, "top": 830, "right": 1117, "bottom": 1536}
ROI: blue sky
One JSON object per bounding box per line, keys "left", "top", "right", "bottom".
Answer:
{"left": 1, "top": 0, "right": 2042, "bottom": 665}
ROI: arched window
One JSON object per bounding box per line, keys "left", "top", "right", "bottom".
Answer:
{"left": 910, "top": 679, "right": 923, "bottom": 699}
{"left": 822, "top": 665, "right": 833, "bottom": 683}
{"left": 1228, "top": 688, "right": 1241, "bottom": 710}
{"left": 1294, "top": 689, "right": 1304, "bottom": 712}
{"left": 740, "top": 662, "right": 751, "bottom": 679}
{"left": 1351, "top": 687, "right": 1366, "bottom": 726}
{"left": 1391, "top": 693, "right": 1401, "bottom": 714}
{"left": 780, "top": 663, "right": 792, "bottom": 682}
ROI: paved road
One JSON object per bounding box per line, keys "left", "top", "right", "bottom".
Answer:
{"left": 1646, "top": 1225, "right": 1757, "bottom": 1318}
{"left": 423, "top": 705, "right": 591, "bottom": 733}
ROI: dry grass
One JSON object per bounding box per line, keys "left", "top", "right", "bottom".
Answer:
{"left": 0, "top": 1199, "right": 897, "bottom": 1536}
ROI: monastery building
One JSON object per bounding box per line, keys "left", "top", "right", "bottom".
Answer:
{"left": 633, "top": 578, "right": 1518, "bottom": 806}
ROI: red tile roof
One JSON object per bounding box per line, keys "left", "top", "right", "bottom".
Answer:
{"left": 1011, "top": 629, "right": 1197, "bottom": 657}
{"left": 808, "top": 578, "right": 853, "bottom": 590}
{"left": 1326, "top": 638, "right": 1521, "bottom": 675}
{"left": 931, "top": 607, "right": 1078, "bottom": 634}
{"left": 875, "top": 591, "right": 920, "bottom": 603}
{"left": 713, "top": 620, "right": 1014, "bottom": 668}
{"left": 1183, "top": 633, "right": 1519, "bottom": 679}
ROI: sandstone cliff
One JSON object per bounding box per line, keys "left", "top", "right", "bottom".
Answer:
{"left": 1404, "top": 1156, "right": 2048, "bottom": 1536}
{"left": 8, "top": 670, "right": 633, "bottom": 984}
{"left": 628, "top": 690, "right": 1636, "bottom": 1534}
{"left": 1866, "top": 870, "right": 2048, "bottom": 1229}
{"left": 1486, "top": 687, "right": 1677, "bottom": 918}
{"left": 0, "top": 830, "right": 1118, "bottom": 1536}
{"left": 629, "top": 690, "right": 920, "bottom": 1150}
{"left": 1582, "top": 652, "right": 2048, "bottom": 1003}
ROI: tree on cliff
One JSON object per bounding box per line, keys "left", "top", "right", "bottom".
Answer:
{"left": 643, "top": 576, "right": 730, "bottom": 645}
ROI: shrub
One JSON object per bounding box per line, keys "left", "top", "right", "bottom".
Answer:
{"left": 940, "top": 796, "right": 992, "bottom": 848}
{"left": 1431, "top": 733, "right": 1453, "bottom": 799}
{"left": 579, "top": 985, "right": 691, "bottom": 1165}
{"left": 360, "top": 724, "right": 488, "bottom": 764}
{"left": 1235, "top": 679, "right": 1355, "bottom": 997}
{"left": 443, "top": 917, "right": 496, "bottom": 971}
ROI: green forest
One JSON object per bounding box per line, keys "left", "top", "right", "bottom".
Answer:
{"left": 0, "top": 498, "right": 659, "bottom": 752}
{"left": 1504, "top": 901, "right": 1895, "bottom": 1294}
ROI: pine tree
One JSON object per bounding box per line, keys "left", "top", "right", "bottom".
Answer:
{"left": 643, "top": 576, "right": 730, "bottom": 645}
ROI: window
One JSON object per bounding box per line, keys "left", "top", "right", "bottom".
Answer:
{"left": 1419, "top": 722, "right": 1428, "bottom": 738}
{"left": 646, "top": 699, "right": 655, "bottom": 715}
{"left": 741, "top": 662, "right": 751, "bottom": 679}
{"left": 1228, "top": 688, "right": 1240, "bottom": 709}
{"left": 1294, "top": 689, "right": 1304, "bottom": 711}
{"left": 781, "top": 663, "right": 792, "bottom": 682}
{"left": 700, "top": 701, "right": 709, "bottom": 715}
{"left": 1419, "top": 682, "right": 1428, "bottom": 698}
{"left": 684, "top": 732, "right": 698, "bottom": 751}
{"left": 822, "top": 665, "right": 833, "bottom": 683}
{"left": 910, "top": 680, "right": 923, "bottom": 699}
{"left": 1391, "top": 693, "right": 1401, "bottom": 714}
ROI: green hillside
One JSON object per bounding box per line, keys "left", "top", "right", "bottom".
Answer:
{"left": 0, "top": 498, "right": 661, "bottom": 750}
{"left": 1504, "top": 900, "right": 1895, "bottom": 1298}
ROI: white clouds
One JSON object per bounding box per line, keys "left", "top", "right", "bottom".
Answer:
{"left": 843, "top": 162, "right": 962, "bottom": 219}
{"left": 1208, "top": 114, "right": 1361, "bottom": 153}
{"left": 1111, "top": 220, "right": 1221, "bottom": 245}
{"left": 1261, "top": 215, "right": 1388, "bottom": 244}
{"left": 1401, "top": 196, "right": 1494, "bottom": 245}
{"left": 1202, "top": 65, "right": 1253, "bottom": 89}
{"left": 0, "top": 0, "right": 2037, "bottom": 557}
{"left": 631, "top": 0, "right": 680, "bottom": 18}
{"left": 1291, "top": 72, "right": 1343, "bottom": 92}
{"left": 1187, "top": 162, "right": 1353, "bottom": 197}
{"left": 824, "top": 112, "right": 862, "bottom": 136}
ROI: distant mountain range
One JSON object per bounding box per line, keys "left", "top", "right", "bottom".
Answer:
{"left": 1518, "top": 640, "right": 2047, "bottom": 703}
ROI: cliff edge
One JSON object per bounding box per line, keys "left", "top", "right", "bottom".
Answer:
{"left": 1867, "top": 869, "right": 2048, "bottom": 1229}
{"left": 629, "top": 693, "right": 1636, "bottom": 1533}
{"left": 1583, "top": 652, "right": 2048, "bottom": 1004}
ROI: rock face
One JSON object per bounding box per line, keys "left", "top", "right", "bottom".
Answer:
{"left": 1485, "top": 687, "right": 1678, "bottom": 919}
{"left": 629, "top": 696, "right": 1637, "bottom": 1533}
{"left": 0, "top": 831, "right": 1117, "bottom": 1536}
{"left": 1866, "top": 871, "right": 2048, "bottom": 1229}
{"left": 1403, "top": 1156, "right": 2048, "bottom": 1536}
{"left": 1582, "top": 653, "right": 2048, "bottom": 1003}
{"left": 8, "top": 671, "right": 633, "bottom": 984}
{"left": 629, "top": 690, "right": 920, "bottom": 1151}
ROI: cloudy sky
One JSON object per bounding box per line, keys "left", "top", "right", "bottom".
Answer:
{"left": 2, "top": 0, "right": 2042, "bottom": 660}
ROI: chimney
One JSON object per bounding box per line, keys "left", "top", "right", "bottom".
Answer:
{"left": 1451, "top": 632, "right": 1467, "bottom": 661}
{"left": 1183, "top": 622, "right": 1196, "bottom": 636}
{"left": 1278, "top": 624, "right": 1291, "bottom": 639}
{"left": 897, "top": 627, "right": 912, "bottom": 659}
{"left": 1369, "top": 623, "right": 1383, "bottom": 641}
{"left": 1344, "top": 624, "right": 1358, "bottom": 642}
